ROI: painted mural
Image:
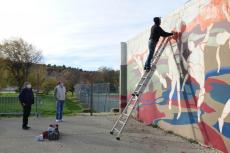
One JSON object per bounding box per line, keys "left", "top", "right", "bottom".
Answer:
{"left": 126, "top": 0, "right": 230, "bottom": 152}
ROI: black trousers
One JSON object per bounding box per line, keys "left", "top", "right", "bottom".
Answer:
{"left": 144, "top": 39, "right": 157, "bottom": 68}
{"left": 22, "top": 105, "right": 31, "bottom": 127}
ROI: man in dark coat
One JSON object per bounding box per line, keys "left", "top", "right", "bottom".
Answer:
{"left": 19, "top": 82, "right": 34, "bottom": 130}
{"left": 144, "top": 17, "right": 176, "bottom": 71}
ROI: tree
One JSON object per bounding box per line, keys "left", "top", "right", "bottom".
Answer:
{"left": 29, "top": 64, "right": 47, "bottom": 93}
{"left": 62, "top": 69, "right": 80, "bottom": 95}
{"left": 97, "top": 66, "right": 119, "bottom": 91}
{"left": 0, "top": 58, "right": 9, "bottom": 88}
{"left": 0, "top": 38, "right": 43, "bottom": 89}
{"left": 42, "top": 77, "right": 57, "bottom": 95}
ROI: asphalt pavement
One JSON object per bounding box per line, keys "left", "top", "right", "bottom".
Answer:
{"left": 0, "top": 115, "right": 220, "bottom": 153}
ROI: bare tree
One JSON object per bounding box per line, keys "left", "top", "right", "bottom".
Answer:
{"left": 0, "top": 38, "right": 43, "bottom": 89}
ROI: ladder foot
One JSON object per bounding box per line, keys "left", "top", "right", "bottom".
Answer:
{"left": 116, "top": 137, "right": 120, "bottom": 140}
{"left": 131, "top": 93, "right": 139, "bottom": 97}
{"left": 110, "top": 131, "right": 114, "bottom": 135}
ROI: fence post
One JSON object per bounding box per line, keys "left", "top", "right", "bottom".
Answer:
{"left": 90, "top": 83, "right": 93, "bottom": 116}
{"left": 107, "top": 83, "right": 110, "bottom": 112}
{"left": 35, "top": 96, "right": 38, "bottom": 118}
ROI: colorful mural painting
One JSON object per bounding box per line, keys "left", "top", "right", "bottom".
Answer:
{"left": 125, "top": 0, "right": 230, "bottom": 152}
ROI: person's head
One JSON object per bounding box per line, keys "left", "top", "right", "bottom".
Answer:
{"left": 153, "top": 17, "right": 161, "bottom": 25}
{"left": 58, "top": 80, "right": 64, "bottom": 86}
{"left": 23, "top": 81, "right": 32, "bottom": 89}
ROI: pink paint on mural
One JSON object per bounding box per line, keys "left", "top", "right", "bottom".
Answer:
{"left": 198, "top": 121, "right": 228, "bottom": 153}
{"left": 137, "top": 92, "right": 165, "bottom": 125}
{"left": 205, "top": 78, "right": 228, "bottom": 92}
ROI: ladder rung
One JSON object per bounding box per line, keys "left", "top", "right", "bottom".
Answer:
{"left": 128, "top": 105, "right": 134, "bottom": 109}
{"left": 123, "top": 113, "right": 129, "bottom": 117}
{"left": 113, "top": 128, "right": 119, "bottom": 132}
{"left": 119, "top": 120, "right": 125, "bottom": 125}
{"left": 131, "top": 96, "right": 138, "bottom": 101}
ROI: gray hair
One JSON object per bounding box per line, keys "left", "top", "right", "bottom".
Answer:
{"left": 22, "top": 81, "right": 31, "bottom": 88}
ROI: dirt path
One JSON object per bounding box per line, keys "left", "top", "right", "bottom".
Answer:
{"left": 0, "top": 115, "right": 220, "bottom": 153}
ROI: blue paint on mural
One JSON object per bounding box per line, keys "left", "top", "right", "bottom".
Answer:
{"left": 213, "top": 122, "right": 230, "bottom": 138}
{"left": 205, "top": 66, "right": 230, "bottom": 80}
{"left": 155, "top": 67, "right": 230, "bottom": 106}
{"left": 156, "top": 82, "right": 198, "bottom": 105}
{"left": 202, "top": 67, "right": 230, "bottom": 104}
{"left": 208, "top": 83, "right": 230, "bottom": 104}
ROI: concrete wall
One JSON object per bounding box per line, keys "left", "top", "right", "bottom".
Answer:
{"left": 125, "top": 0, "right": 230, "bottom": 152}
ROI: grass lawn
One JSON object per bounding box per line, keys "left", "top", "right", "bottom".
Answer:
{"left": 40, "top": 93, "right": 84, "bottom": 116}
{"left": 0, "top": 92, "right": 18, "bottom": 96}
{"left": 0, "top": 92, "right": 84, "bottom": 116}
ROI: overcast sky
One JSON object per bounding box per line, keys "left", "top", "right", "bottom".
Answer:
{"left": 0, "top": 0, "right": 188, "bottom": 70}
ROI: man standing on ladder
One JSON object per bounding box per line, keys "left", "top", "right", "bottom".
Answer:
{"left": 110, "top": 17, "right": 178, "bottom": 140}
{"left": 144, "top": 17, "right": 176, "bottom": 71}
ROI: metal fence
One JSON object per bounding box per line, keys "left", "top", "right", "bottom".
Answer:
{"left": 74, "top": 83, "right": 119, "bottom": 112}
{"left": 0, "top": 96, "right": 42, "bottom": 116}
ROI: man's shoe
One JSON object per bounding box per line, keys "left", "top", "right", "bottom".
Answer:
{"left": 131, "top": 92, "right": 139, "bottom": 97}
{"left": 144, "top": 66, "right": 150, "bottom": 71}
{"left": 22, "top": 126, "right": 30, "bottom": 130}
{"left": 145, "top": 68, "right": 150, "bottom": 72}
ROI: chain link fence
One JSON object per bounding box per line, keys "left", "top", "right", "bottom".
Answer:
{"left": 74, "top": 83, "right": 119, "bottom": 112}
{"left": 0, "top": 96, "right": 42, "bottom": 116}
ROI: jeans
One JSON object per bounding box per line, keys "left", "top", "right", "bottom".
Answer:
{"left": 56, "top": 100, "right": 64, "bottom": 120}
{"left": 144, "top": 39, "right": 157, "bottom": 68}
{"left": 22, "top": 105, "right": 31, "bottom": 127}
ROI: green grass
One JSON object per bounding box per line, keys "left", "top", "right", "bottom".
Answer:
{"left": 0, "top": 92, "right": 84, "bottom": 116}
{"left": 40, "top": 93, "right": 84, "bottom": 116}
{"left": 0, "top": 92, "right": 18, "bottom": 96}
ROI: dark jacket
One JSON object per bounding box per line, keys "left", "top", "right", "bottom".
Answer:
{"left": 149, "top": 25, "right": 173, "bottom": 42}
{"left": 19, "top": 88, "right": 34, "bottom": 105}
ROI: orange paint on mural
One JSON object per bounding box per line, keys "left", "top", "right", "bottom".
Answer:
{"left": 186, "top": 0, "right": 229, "bottom": 32}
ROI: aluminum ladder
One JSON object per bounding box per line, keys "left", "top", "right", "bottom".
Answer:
{"left": 110, "top": 37, "right": 172, "bottom": 140}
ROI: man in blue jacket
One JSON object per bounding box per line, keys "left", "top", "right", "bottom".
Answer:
{"left": 144, "top": 17, "right": 176, "bottom": 71}
{"left": 19, "top": 82, "right": 34, "bottom": 130}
